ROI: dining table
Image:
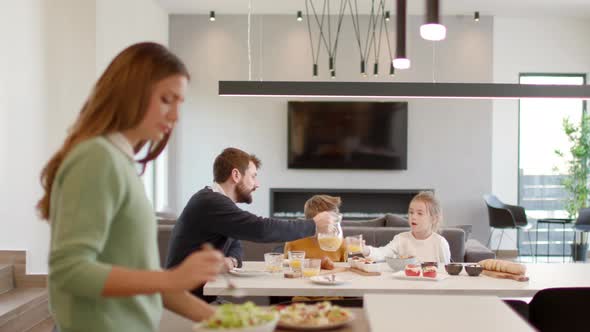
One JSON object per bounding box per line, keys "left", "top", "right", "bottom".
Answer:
{"left": 204, "top": 261, "right": 590, "bottom": 298}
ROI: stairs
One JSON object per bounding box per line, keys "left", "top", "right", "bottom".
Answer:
{"left": 0, "top": 264, "right": 51, "bottom": 332}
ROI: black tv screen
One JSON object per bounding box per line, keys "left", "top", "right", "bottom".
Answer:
{"left": 288, "top": 101, "right": 408, "bottom": 170}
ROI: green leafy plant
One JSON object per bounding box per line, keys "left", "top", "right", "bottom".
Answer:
{"left": 554, "top": 114, "right": 590, "bottom": 218}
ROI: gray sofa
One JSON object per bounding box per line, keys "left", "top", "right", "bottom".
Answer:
{"left": 157, "top": 214, "right": 494, "bottom": 266}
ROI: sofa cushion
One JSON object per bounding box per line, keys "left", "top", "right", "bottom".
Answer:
{"left": 341, "top": 216, "right": 386, "bottom": 227}
{"left": 241, "top": 240, "right": 285, "bottom": 261}
{"left": 440, "top": 228, "right": 466, "bottom": 263}
{"left": 384, "top": 214, "right": 409, "bottom": 227}
{"left": 453, "top": 224, "right": 472, "bottom": 242}
{"left": 464, "top": 239, "right": 496, "bottom": 262}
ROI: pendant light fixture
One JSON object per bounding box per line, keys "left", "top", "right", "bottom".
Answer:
{"left": 474, "top": 11, "right": 480, "bottom": 22}
{"left": 420, "top": 0, "right": 446, "bottom": 41}
{"left": 393, "top": 0, "right": 410, "bottom": 69}
{"left": 209, "top": 11, "right": 216, "bottom": 22}
{"left": 385, "top": 11, "right": 390, "bottom": 21}
{"left": 297, "top": 11, "right": 303, "bottom": 22}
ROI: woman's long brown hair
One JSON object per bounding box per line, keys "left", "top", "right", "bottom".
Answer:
{"left": 37, "top": 42, "right": 189, "bottom": 220}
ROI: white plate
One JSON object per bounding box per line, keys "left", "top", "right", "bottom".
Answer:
{"left": 392, "top": 270, "right": 448, "bottom": 282}
{"left": 277, "top": 312, "right": 355, "bottom": 331}
{"left": 228, "top": 268, "right": 268, "bottom": 277}
{"left": 309, "top": 275, "right": 350, "bottom": 285}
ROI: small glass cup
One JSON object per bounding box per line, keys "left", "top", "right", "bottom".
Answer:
{"left": 264, "top": 253, "right": 283, "bottom": 273}
{"left": 302, "top": 258, "right": 322, "bottom": 278}
{"left": 288, "top": 251, "right": 306, "bottom": 273}
{"left": 346, "top": 234, "right": 363, "bottom": 254}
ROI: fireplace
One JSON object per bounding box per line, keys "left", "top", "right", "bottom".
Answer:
{"left": 270, "top": 188, "right": 431, "bottom": 220}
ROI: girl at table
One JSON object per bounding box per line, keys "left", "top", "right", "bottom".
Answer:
{"left": 37, "top": 42, "right": 224, "bottom": 332}
{"left": 363, "top": 191, "right": 451, "bottom": 264}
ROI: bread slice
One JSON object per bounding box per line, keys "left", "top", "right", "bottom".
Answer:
{"left": 478, "top": 259, "right": 526, "bottom": 275}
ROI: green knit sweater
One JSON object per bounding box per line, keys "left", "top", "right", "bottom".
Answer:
{"left": 49, "top": 137, "right": 162, "bottom": 332}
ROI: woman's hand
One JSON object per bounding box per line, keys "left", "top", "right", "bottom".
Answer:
{"left": 167, "top": 249, "right": 224, "bottom": 291}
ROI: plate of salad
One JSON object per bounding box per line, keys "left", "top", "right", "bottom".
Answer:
{"left": 193, "top": 302, "right": 278, "bottom": 332}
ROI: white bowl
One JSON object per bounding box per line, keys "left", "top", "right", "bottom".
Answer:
{"left": 192, "top": 313, "right": 279, "bottom": 332}
{"left": 385, "top": 256, "right": 418, "bottom": 272}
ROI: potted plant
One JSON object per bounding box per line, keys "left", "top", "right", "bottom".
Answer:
{"left": 554, "top": 114, "right": 590, "bottom": 261}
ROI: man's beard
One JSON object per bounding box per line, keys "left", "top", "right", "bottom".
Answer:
{"left": 236, "top": 181, "right": 254, "bottom": 204}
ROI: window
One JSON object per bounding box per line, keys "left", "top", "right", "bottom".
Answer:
{"left": 141, "top": 146, "right": 170, "bottom": 214}
{"left": 518, "top": 73, "right": 586, "bottom": 256}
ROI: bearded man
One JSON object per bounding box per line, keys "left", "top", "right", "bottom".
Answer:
{"left": 165, "top": 147, "right": 334, "bottom": 301}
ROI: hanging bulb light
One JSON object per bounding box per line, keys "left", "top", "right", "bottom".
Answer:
{"left": 385, "top": 11, "right": 390, "bottom": 22}
{"left": 312, "top": 64, "right": 318, "bottom": 77}
{"left": 420, "top": 0, "right": 446, "bottom": 41}
{"left": 393, "top": 0, "right": 410, "bottom": 69}
{"left": 374, "top": 63, "right": 379, "bottom": 77}
{"left": 209, "top": 11, "right": 216, "bottom": 22}
{"left": 389, "top": 63, "right": 395, "bottom": 76}
{"left": 474, "top": 11, "right": 480, "bottom": 22}
{"left": 361, "top": 60, "right": 367, "bottom": 77}
{"left": 297, "top": 11, "right": 303, "bottom": 22}
{"left": 331, "top": 70, "right": 336, "bottom": 79}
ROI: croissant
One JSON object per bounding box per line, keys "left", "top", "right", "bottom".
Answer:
{"left": 321, "top": 256, "right": 335, "bottom": 270}
{"left": 479, "top": 259, "right": 526, "bottom": 275}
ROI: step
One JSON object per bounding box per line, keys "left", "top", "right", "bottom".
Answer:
{"left": 0, "top": 265, "right": 13, "bottom": 295}
{"left": 0, "top": 288, "right": 49, "bottom": 332}
{"left": 25, "top": 317, "right": 54, "bottom": 332}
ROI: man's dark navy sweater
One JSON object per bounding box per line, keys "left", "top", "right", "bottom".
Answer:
{"left": 165, "top": 187, "right": 316, "bottom": 301}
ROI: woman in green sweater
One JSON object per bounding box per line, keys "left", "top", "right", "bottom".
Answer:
{"left": 37, "top": 42, "right": 224, "bottom": 332}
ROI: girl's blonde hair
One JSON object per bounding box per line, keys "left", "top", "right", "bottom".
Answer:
{"left": 304, "top": 195, "right": 342, "bottom": 219}
{"left": 37, "top": 42, "right": 189, "bottom": 220}
{"left": 410, "top": 191, "right": 443, "bottom": 233}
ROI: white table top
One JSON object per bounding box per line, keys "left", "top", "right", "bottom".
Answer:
{"left": 204, "top": 261, "right": 590, "bottom": 297}
{"left": 364, "top": 294, "right": 534, "bottom": 332}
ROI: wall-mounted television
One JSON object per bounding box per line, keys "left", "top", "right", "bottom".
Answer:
{"left": 288, "top": 101, "right": 408, "bottom": 170}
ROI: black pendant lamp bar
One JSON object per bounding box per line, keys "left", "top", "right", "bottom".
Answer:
{"left": 219, "top": 81, "right": 590, "bottom": 100}
{"left": 393, "top": 0, "right": 410, "bottom": 69}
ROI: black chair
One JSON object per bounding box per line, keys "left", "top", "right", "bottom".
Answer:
{"left": 502, "top": 299, "right": 529, "bottom": 321}
{"left": 483, "top": 194, "right": 535, "bottom": 256}
{"left": 572, "top": 208, "right": 590, "bottom": 261}
{"left": 529, "top": 287, "right": 590, "bottom": 331}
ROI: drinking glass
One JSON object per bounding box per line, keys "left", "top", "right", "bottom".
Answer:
{"left": 264, "top": 252, "right": 283, "bottom": 273}
{"left": 288, "top": 251, "right": 306, "bottom": 273}
{"left": 302, "top": 258, "right": 322, "bottom": 278}
{"left": 346, "top": 234, "right": 363, "bottom": 254}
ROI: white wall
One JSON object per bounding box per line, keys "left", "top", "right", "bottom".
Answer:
{"left": 169, "top": 14, "right": 494, "bottom": 242}
{"left": 0, "top": 0, "right": 169, "bottom": 274}
{"left": 96, "top": 0, "right": 169, "bottom": 75}
{"left": 491, "top": 17, "right": 590, "bottom": 249}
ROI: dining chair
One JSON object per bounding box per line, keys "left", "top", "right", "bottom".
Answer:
{"left": 483, "top": 194, "right": 535, "bottom": 257}
{"left": 528, "top": 287, "right": 590, "bottom": 331}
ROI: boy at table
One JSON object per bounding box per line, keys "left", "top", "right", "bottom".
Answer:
{"left": 284, "top": 195, "right": 347, "bottom": 264}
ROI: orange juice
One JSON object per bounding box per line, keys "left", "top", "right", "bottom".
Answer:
{"left": 348, "top": 244, "right": 362, "bottom": 253}
{"left": 318, "top": 237, "right": 343, "bottom": 251}
{"left": 302, "top": 268, "right": 320, "bottom": 277}
{"left": 290, "top": 260, "right": 302, "bottom": 269}
{"left": 266, "top": 265, "right": 282, "bottom": 273}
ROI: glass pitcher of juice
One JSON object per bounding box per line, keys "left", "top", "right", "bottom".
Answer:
{"left": 317, "top": 212, "right": 343, "bottom": 252}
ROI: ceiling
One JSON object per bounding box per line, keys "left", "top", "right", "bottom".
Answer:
{"left": 157, "top": 0, "right": 590, "bottom": 18}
